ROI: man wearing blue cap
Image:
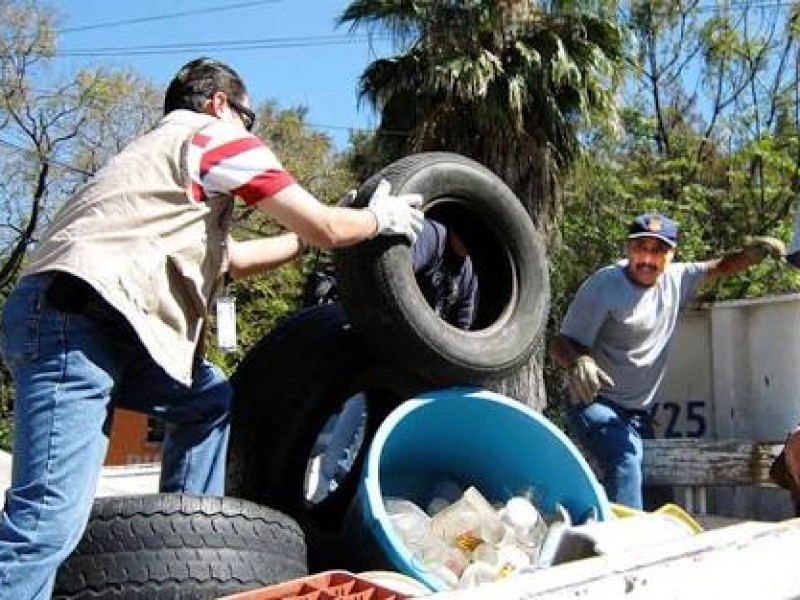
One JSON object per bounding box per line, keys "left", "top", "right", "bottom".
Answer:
{"left": 551, "top": 213, "right": 785, "bottom": 509}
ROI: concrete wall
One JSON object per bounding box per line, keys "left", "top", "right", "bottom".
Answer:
{"left": 660, "top": 293, "right": 800, "bottom": 520}
{"left": 663, "top": 294, "right": 800, "bottom": 442}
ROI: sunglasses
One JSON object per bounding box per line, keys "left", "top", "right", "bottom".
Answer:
{"left": 228, "top": 97, "right": 256, "bottom": 132}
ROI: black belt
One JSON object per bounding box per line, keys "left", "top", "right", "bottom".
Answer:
{"left": 45, "top": 272, "right": 95, "bottom": 313}
{"left": 597, "top": 397, "right": 651, "bottom": 420}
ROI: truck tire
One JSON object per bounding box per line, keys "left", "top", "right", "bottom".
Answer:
{"left": 333, "top": 151, "right": 549, "bottom": 384}
{"left": 53, "top": 494, "right": 306, "bottom": 599}
{"left": 227, "top": 303, "right": 424, "bottom": 533}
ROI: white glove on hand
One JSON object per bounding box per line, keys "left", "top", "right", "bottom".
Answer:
{"left": 569, "top": 355, "right": 615, "bottom": 404}
{"left": 742, "top": 235, "right": 786, "bottom": 262}
{"left": 367, "top": 179, "right": 425, "bottom": 244}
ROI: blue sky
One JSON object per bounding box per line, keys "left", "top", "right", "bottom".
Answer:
{"left": 47, "top": 1, "right": 393, "bottom": 150}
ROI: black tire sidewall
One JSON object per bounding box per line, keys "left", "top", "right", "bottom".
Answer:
{"left": 227, "top": 304, "right": 425, "bottom": 532}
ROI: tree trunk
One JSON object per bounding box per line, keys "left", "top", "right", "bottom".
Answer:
{"left": 482, "top": 347, "right": 548, "bottom": 412}
{"left": 480, "top": 145, "right": 556, "bottom": 413}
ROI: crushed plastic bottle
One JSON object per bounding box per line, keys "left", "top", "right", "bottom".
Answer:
{"left": 457, "top": 560, "right": 498, "bottom": 588}
{"left": 496, "top": 541, "right": 532, "bottom": 577}
{"left": 384, "top": 496, "right": 469, "bottom": 586}
{"left": 471, "top": 542, "right": 499, "bottom": 565}
{"left": 426, "top": 560, "right": 461, "bottom": 589}
{"left": 427, "top": 478, "right": 464, "bottom": 516}
{"left": 536, "top": 502, "right": 573, "bottom": 568}
{"left": 499, "top": 496, "right": 548, "bottom": 562}
{"left": 385, "top": 497, "right": 432, "bottom": 551}
{"left": 383, "top": 485, "right": 578, "bottom": 590}
{"left": 419, "top": 536, "right": 470, "bottom": 580}
{"left": 430, "top": 486, "right": 506, "bottom": 553}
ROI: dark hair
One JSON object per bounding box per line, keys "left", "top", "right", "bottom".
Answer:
{"left": 163, "top": 57, "right": 248, "bottom": 115}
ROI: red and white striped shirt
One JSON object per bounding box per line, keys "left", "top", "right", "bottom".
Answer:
{"left": 185, "top": 117, "right": 295, "bottom": 205}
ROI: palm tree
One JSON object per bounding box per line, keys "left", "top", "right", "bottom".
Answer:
{"left": 339, "top": 1, "right": 624, "bottom": 410}
{"left": 339, "top": 0, "right": 624, "bottom": 231}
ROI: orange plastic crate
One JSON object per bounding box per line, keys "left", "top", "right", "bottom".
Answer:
{"left": 217, "top": 570, "right": 414, "bottom": 600}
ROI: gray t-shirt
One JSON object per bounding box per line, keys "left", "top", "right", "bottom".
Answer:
{"left": 560, "top": 261, "right": 708, "bottom": 410}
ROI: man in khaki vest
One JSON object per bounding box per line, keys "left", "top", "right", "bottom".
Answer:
{"left": 0, "top": 57, "right": 423, "bottom": 599}
{"left": 551, "top": 213, "right": 785, "bottom": 510}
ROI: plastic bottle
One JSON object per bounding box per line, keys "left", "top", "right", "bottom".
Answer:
{"left": 496, "top": 542, "right": 533, "bottom": 578}
{"left": 427, "top": 496, "right": 451, "bottom": 517}
{"left": 425, "top": 560, "right": 461, "bottom": 589}
{"left": 426, "top": 479, "right": 464, "bottom": 516}
{"left": 384, "top": 496, "right": 470, "bottom": 587}
{"left": 420, "top": 536, "right": 470, "bottom": 587}
{"left": 428, "top": 540, "right": 470, "bottom": 572}
{"left": 457, "top": 561, "right": 499, "bottom": 589}
{"left": 499, "top": 496, "right": 548, "bottom": 559}
{"left": 384, "top": 496, "right": 434, "bottom": 555}
{"left": 536, "top": 520, "right": 569, "bottom": 568}
{"left": 431, "top": 486, "right": 506, "bottom": 553}
{"left": 471, "top": 542, "right": 499, "bottom": 565}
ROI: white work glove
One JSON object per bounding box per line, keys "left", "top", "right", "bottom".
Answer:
{"left": 568, "top": 355, "right": 615, "bottom": 404}
{"left": 367, "top": 179, "right": 425, "bottom": 244}
{"left": 741, "top": 235, "right": 786, "bottom": 263}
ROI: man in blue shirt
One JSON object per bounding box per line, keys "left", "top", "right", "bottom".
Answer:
{"left": 551, "top": 213, "right": 784, "bottom": 508}
{"left": 412, "top": 219, "right": 479, "bottom": 330}
{"left": 303, "top": 218, "right": 478, "bottom": 329}
{"left": 308, "top": 218, "right": 478, "bottom": 502}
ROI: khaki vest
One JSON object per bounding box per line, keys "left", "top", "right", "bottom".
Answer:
{"left": 24, "top": 111, "right": 232, "bottom": 385}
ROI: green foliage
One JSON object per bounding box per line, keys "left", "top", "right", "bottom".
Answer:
{"left": 341, "top": 0, "right": 626, "bottom": 229}
{"left": 0, "top": 0, "right": 162, "bottom": 444}
{"left": 0, "top": 363, "right": 12, "bottom": 452}
{"left": 0, "top": 421, "right": 11, "bottom": 452}
{"left": 0, "top": 1, "right": 162, "bottom": 293}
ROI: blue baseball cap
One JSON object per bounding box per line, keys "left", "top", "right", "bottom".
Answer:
{"left": 628, "top": 213, "right": 678, "bottom": 247}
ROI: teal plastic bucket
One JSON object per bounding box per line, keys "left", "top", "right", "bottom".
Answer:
{"left": 351, "top": 387, "right": 611, "bottom": 591}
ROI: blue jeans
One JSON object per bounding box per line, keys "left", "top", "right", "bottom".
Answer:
{"left": 0, "top": 273, "right": 231, "bottom": 599}
{"left": 566, "top": 398, "right": 654, "bottom": 510}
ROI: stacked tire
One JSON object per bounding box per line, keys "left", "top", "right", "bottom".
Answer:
{"left": 226, "top": 152, "right": 549, "bottom": 537}
{"left": 54, "top": 494, "right": 306, "bottom": 599}
{"left": 225, "top": 302, "right": 421, "bottom": 532}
